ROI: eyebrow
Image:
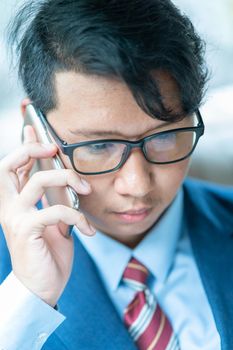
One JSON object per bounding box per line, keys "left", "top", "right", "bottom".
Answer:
{"left": 68, "top": 120, "right": 174, "bottom": 139}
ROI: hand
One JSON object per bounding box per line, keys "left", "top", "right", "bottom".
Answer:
{"left": 0, "top": 126, "right": 95, "bottom": 306}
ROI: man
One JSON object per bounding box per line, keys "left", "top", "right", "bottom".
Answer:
{"left": 0, "top": 1, "right": 232, "bottom": 349}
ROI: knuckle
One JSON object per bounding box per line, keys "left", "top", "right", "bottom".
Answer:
{"left": 21, "top": 144, "right": 32, "bottom": 159}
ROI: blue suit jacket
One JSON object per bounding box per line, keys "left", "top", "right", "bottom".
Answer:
{"left": 0, "top": 178, "right": 233, "bottom": 350}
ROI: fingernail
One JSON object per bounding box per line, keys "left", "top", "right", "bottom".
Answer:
{"left": 80, "top": 178, "right": 91, "bottom": 190}
{"left": 88, "top": 224, "right": 96, "bottom": 234}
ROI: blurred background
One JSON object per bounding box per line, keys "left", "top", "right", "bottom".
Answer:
{"left": 0, "top": 0, "right": 232, "bottom": 185}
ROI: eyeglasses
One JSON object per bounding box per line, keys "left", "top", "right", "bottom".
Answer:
{"left": 38, "top": 109, "right": 204, "bottom": 175}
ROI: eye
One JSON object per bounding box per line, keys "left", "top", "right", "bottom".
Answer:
{"left": 157, "top": 132, "right": 176, "bottom": 140}
{"left": 153, "top": 132, "right": 176, "bottom": 143}
{"left": 148, "top": 132, "right": 176, "bottom": 151}
{"left": 85, "top": 142, "right": 117, "bottom": 154}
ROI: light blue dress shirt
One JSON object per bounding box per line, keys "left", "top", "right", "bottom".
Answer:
{"left": 77, "top": 189, "right": 221, "bottom": 350}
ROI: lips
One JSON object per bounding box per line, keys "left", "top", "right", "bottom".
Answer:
{"left": 112, "top": 207, "right": 152, "bottom": 223}
{"left": 116, "top": 208, "right": 152, "bottom": 215}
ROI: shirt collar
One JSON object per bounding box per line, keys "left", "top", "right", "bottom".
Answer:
{"left": 75, "top": 189, "right": 183, "bottom": 292}
{"left": 76, "top": 227, "right": 131, "bottom": 292}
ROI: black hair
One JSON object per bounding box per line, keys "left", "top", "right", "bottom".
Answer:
{"left": 9, "top": 0, "right": 208, "bottom": 121}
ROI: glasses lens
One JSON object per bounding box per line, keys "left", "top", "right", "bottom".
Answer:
{"left": 145, "top": 130, "right": 197, "bottom": 163}
{"left": 73, "top": 142, "right": 127, "bottom": 173}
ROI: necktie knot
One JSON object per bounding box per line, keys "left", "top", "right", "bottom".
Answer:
{"left": 123, "top": 257, "right": 149, "bottom": 291}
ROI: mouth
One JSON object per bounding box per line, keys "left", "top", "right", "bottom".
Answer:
{"left": 112, "top": 208, "right": 152, "bottom": 223}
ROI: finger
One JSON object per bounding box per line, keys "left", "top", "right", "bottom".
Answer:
{"left": 19, "top": 169, "right": 91, "bottom": 207}
{"left": 4, "top": 143, "right": 57, "bottom": 172}
{"left": 23, "top": 125, "right": 38, "bottom": 144}
{"left": 0, "top": 143, "right": 57, "bottom": 198}
{"left": 34, "top": 205, "right": 96, "bottom": 236}
{"left": 21, "top": 126, "right": 38, "bottom": 174}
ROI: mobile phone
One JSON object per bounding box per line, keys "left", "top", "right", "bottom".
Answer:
{"left": 23, "top": 104, "right": 80, "bottom": 234}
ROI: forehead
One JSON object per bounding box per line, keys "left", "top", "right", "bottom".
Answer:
{"left": 48, "top": 71, "right": 182, "bottom": 138}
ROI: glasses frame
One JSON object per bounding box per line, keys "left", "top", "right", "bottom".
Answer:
{"left": 38, "top": 109, "right": 205, "bottom": 175}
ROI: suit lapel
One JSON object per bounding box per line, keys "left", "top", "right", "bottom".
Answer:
{"left": 51, "top": 233, "right": 137, "bottom": 350}
{"left": 184, "top": 181, "right": 233, "bottom": 350}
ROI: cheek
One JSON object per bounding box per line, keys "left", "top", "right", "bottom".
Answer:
{"left": 155, "top": 159, "right": 190, "bottom": 198}
{"left": 59, "top": 154, "right": 110, "bottom": 215}
{"left": 78, "top": 176, "right": 111, "bottom": 214}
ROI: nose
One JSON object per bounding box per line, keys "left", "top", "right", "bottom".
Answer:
{"left": 114, "top": 148, "right": 154, "bottom": 198}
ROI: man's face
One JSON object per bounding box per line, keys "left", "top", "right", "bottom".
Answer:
{"left": 47, "top": 71, "right": 191, "bottom": 247}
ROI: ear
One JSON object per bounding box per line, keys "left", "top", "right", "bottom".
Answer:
{"left": 21, "top": 98, "right": 31, "bottom": 118}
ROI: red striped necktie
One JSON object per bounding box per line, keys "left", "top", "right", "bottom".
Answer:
{"left": 123, "top": 257, "right": 180, "bottom": 350}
